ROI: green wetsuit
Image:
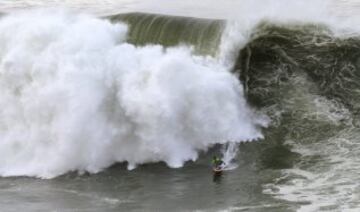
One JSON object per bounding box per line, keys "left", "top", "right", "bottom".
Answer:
{"left": 212, "top": 157, "right": 224, "bottom": 168}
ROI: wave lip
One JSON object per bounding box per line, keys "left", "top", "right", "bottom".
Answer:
{"left": 109, "top": 12, "right": 225, "bottom": 56}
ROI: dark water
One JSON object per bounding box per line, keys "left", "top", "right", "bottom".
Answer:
{"left": 235, "top": 22, "right": 360, "bottom": 211}
{"left": 0, "top": 153, "right": 293, "bottom": 212}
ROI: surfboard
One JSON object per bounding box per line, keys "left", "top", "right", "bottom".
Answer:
{"left": 213, "top": 167, "right": 223, "bottom": 175}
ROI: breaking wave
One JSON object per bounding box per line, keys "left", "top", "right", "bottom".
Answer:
{"left": 0, "top": 10, "right": 265, "bottom": 178}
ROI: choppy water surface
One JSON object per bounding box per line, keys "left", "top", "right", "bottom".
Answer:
{"left": 0, "top": 159, "right": 292, "bottom": 211}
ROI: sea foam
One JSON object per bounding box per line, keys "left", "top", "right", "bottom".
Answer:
{"left": 0, "top": 10, "right": 263, "bottom": 178}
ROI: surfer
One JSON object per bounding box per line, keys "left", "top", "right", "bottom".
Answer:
{"left": 212, "top": 156, "right": 224, "bottom": 169}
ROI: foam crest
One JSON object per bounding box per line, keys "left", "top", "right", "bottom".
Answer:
{"left": 0, "top": 10, "right": 263, "bottom": 178}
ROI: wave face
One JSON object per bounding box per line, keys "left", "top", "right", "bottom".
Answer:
{"left": 237, "top": 23, "right": 360, "bottom": 211}
{"left": 109, "top": 13, "right": 225, "bottom": 56}
{"left": 0, "top": 10, "right": 264, "bottom": 178}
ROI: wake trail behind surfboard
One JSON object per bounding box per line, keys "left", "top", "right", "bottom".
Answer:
{"left": 221, "top": 142, "right": 239, "bottom": 171}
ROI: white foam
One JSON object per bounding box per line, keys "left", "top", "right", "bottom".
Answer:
{"left": 0, "top": 10, "right": 264, "bottom": 178}
{"left": 264, "top": 128, "right": 360, "bottom": 211}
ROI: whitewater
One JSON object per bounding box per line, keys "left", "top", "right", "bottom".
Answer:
{"left": 0, "top": 9, "right": 267, "bottom": 178}
{"left": 1, "top": 0, "right": 360, "bottom": 212}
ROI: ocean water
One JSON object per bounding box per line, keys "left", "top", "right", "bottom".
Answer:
{"left": 1, "top": 0, "right": 360, "bottom": 211}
